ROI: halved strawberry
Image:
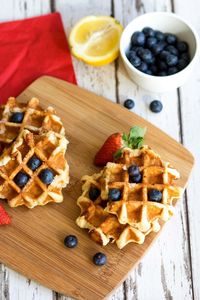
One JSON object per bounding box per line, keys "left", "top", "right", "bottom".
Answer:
{"left": 0, "top": 204, "right": 11, "bottom": 225}
{"left": 94, "top": 133, "right": 122, "bottom": 166}
{"left": 94, "top": 126, "right": 146, "bottom": 166}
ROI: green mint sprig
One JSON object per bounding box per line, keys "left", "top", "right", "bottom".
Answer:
{"left": 113, "top": 126, "right": 146, "bottom": 160}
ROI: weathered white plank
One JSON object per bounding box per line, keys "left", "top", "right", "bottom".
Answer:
{"left": 114, "top": 0, "right": 193, "bottom": 299}
{"left": 0, "top": 264, "right": 9, "bottom": 300}
{"left": 173, "top": 1, "right": 200, "bottom": 299}
{"left": 55, "top": 1, "right": 123, "bottom": 299}
{"left": 56, "top": 0, "right": 116, "bottom": 102}
{"left": 0, "top": 0, "right": 51, "bottom": 21}
{"left": 0, "top": 3, "right": 53, "bottom": 300}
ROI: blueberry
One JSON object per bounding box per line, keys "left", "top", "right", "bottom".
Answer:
{"left": 159, "top": 50, "right": 170, "bottom": 60}
{"left": 157, "top": 71, "right": 167, "bottom": 77}
{"left": 139, "top": 49, "right": 153, "bottom": 64}
{"left": 131, "top": 46, "right": 143, "bottom": 55}
{"left": 136, "top": 62, "right": 148, "bottom": 73}
{"left": 142, "top": 27, "right": 155, "bottom": 37}
{"left": 180, "top": 52, "right": 190, "bottom": 62}
{"left": 151, "top": 42, "right": 166, "bottom": 55}
{"left": 39, "top": 168, "right": 54, "bottom": 184}
{"left": 129, "top": 173, "right": 142, "bottom": 183}
{"left": 64, "top": 235, "right": 78, "bottom": 248}
{"left": 160, "top": 41, "right": 167, "bottom": 49}
{"left": 108, "top": 188, "right": 121, "bottom": 201}
{"left": 137, "top": 47, "right": 145, "bottom": 58}
{"left": 157, "top": 61, "right": 168, "bottom": 71}
{"left": 14, "top": 171, "right": 30, "bottom": 188}
{"left": 129, "top": 55, "right": 141, "bottom": 67}
{"left": 177, "top": 41, "right": 189, "bottom": 53}
{"left": 177, "top": 58, "right": 189, "bottom": 70}
{"left": 145, "top": 69, "right": 153, "bottom": 75}
{"left": 124, "top": 99, "right": 135, "bottom": 109}
{"left": 146, "top": 37, "right": 157, "bottom": 49}
{"left": 155, "top": 30, "right": 165, "bottom": 41}
{"left": 166, "top": 54, "right": 178, "bottom": 66}
{"left": 130, "top": 46, "right": 139, "bottom": 52}
{"left": 89, "top": 186, "right": 100, "bottom": 201}
{"left": 168, "top": 67, "right": 178, "bottom": 75}
{"left": 148, "top": 189, "right": 162, "bottom": 202}
{"left": 149, "top": 100, "right": 163, "bottom": 113}
{"left": 10, "top": 112, "right": 24, "bottom": 123}
{"left": 126, "top": 50, "right": 136, "bottom": 60}
{"left": 128, "top": 165, "right": 140, "bottom": 176}
{"left": 93, "top": 252, "right": 107, "bottom": 266}
{"left": 150, "top": 64, "right": 158, "bottom": 75}
{"left": 131, "top": 31, "right": 145, "bottom": 46}
{"left": 165, "top": 33, "right": 177, "bottom": 45}
{"left": 27, "top": 155, "right": 42, "bottom": 171}
{"left": 165, "top": 45, "right": 179, "bottom": 56}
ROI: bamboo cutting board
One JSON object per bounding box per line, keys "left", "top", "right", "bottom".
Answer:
{"left": 0, "top": 76, "right": 194, "bottom": 300}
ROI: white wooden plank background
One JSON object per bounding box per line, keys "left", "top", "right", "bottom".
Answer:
{"left": 0, "top": 0, "right": 199, "bottom": 299}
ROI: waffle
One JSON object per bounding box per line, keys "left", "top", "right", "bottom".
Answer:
{"left": 0, "top": 97, "right": 65, "bottom": 145}
{"left": 76, "top": 146, "right": 183, "bottom": 249}
{"left": 0, "top": 129, "right": 69, "bottom": 208}
{"left": 76, "top": 173, "right": 146, "bottom": 248}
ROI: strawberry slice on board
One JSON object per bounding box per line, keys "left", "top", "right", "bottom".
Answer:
{"left": 94, "top": 126, "right": 146, "bottom": 167}
{"left": 94, "top": 133, "right": 122, "bottom": 167}
{"left": 0, "top": 204, "right": 11, "bottom": 225}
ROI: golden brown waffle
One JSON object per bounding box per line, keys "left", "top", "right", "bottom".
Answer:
{"left": 0, "top": 129, "right": 69, "bottom": 208}
{"left": 0, "top": 97, "right": 65, "bottom": 145}
{"left": 76, "top": 173, "right": 145, "bottom": 248}
{"left": 103, "top": 147, "right": 182, "bottom": 232}
{"left": 76, "top": 146, "right": 183, "bottom": 249}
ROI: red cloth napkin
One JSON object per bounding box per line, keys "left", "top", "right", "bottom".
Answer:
{"left": 0, "top": 12, "right": 76, "bottom": 104}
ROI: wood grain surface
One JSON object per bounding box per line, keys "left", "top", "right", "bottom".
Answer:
{"left": 0, "top": 76, "right": 194, "bottom": 300}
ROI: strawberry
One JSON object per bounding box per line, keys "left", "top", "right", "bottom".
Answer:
{"left": 94, "top": 133, "right": 122, "bottom": 166}
{"left": 0, "top": 204, "right": 11, "bottom": 225}
{"left": 94, "top": 126, "right": 146, "bottom": 166}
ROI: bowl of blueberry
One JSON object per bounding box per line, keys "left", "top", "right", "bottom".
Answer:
{"left": 120, "top": 12, "right": 199, "bottom": 92}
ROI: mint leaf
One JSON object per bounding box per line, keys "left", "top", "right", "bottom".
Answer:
{"left": 122, "top": 133, "right": 128, "bottom": 142}
{"left": 129, "top": 137, "right": 144, "bottom": 149}
{"left": 127, "top": 126, "right": 146, "bottom": 149}
{"left": 129, "top": 126, "right": 146, "bottom": 139}
{"left": 113, "top": 148, "right": 123, "bottom": 160}
{"left": 122, "top": 133, "right": 129, "bottom": 148}
{"left": 114, "top": 126, "right": 146, "bottom": 160}
{"left": 135, "top": 137, "right": 144, "bottom": 148}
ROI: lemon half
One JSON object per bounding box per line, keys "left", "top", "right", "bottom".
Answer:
{"left": 69, "top": 16, "right": 123, "bottom": 66}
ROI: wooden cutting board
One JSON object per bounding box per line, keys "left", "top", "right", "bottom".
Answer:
{"left": 0, "top": 76, "right": 194, "bottom": 300}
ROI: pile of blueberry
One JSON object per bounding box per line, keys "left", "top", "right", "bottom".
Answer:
{"left": 126, "top": 27, "right": 190, "bottom": 76}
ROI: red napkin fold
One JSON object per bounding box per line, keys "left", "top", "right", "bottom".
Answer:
{"left": 0, "top": 12, "right": 76, "bottom": 104}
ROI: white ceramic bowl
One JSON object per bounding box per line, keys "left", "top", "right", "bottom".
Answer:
{"left": 120, "top": 12, "right": 199, "bottom": 92}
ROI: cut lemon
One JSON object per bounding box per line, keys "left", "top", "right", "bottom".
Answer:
{"left": 69, "top": 16, "right": 123, "bottom": 66}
